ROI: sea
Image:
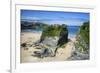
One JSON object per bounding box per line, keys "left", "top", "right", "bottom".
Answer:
{"left": 67, "top": 26, "right": 80, "bottom": 38}
{"left": 22, "top": 26, "right": 80, "bottom": 38}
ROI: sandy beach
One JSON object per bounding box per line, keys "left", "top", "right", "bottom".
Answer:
{"left": 21, "top": 31, "right": 76, "bottom": 63}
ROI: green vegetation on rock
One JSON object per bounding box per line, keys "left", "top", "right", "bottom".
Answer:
{"left": 40, "top": 24, "right": 68, "bottom": 46}
{"left": 75, "top": 21, "right": 89, "bottom": 53}
{"left": 21, "top": 21, "right": 48, "bottom": 30}
{"left": 41, "top": 24, "right": 65, "bottom": 37}
{"left": 39, "top": 24, "right": 68, "bottom": 57}
{"left": 79, "top": 21, "right": 89, "bottom": 44}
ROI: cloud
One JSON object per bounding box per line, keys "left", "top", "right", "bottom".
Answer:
{"left": 21, "top": 16, "right": 41, "bottom": 20}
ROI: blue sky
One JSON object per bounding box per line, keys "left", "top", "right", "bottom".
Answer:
{"left": 21, "top": 10, "right": 89, "bottom": 26}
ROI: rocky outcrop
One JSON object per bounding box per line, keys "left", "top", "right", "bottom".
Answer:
{"left": 34, "top": 24, "right": 68, "bottom": 58}
{"left": 40, "top": 24, "right": 68, "bottom": 47}
{"left": 69, "top": 21, "right": 90, "bottom": 60}
{"left": 76, "top": 21, "right": 89, "bottom": 53}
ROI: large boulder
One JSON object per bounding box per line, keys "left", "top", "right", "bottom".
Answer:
{"left": 37, "top": 24, "right": 68, "bottom": 57}
{"left": 40, "top": 24, "right": 68, "bottom": 48}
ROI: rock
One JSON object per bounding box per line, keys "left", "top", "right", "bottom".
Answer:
{"left": 32, "top": 51, "right": 43, "bottom": 58}
{"left": 76, "top": 21, "right": 89, "bottom": 53}
{"left": 57, "top": 24, "right": 68, "bottom": 46}
{"left": 32, "top": 48, "right": 54, "bottom": 58}
{"left": 21, "top": 43, "right": 27, "bottom": 47}
{"left": 69, "top": 21, "right": 90, "bottom": 60}
{"left": 40, "top": 24, "right": 68, "bottom": 46}
{"left": 42, "top": 48, "right": 53, "bottom": 57}
{"left": 70, "top": 50, "right": 89, "bottom": 60}
{"left": 39, "top": 24, "right": 68, "bottom": 57}
{"left": 41, "top": 37, "right": 59, "bottom": 48}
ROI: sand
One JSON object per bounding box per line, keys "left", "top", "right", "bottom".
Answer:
{"left": 20, "top": 32, "right": 76, "bottom": 63}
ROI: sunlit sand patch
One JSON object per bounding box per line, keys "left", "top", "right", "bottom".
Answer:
{"left": 21, "top": 32, "right": 76, "bottom": 63}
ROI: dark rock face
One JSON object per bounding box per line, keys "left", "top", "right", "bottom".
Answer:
{"left": 57, "top": 24, "right": 68, "bottom": 46}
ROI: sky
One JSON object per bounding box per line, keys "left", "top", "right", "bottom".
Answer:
{"left": 21, "top": 10, "right": 90, "bottom": 26}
